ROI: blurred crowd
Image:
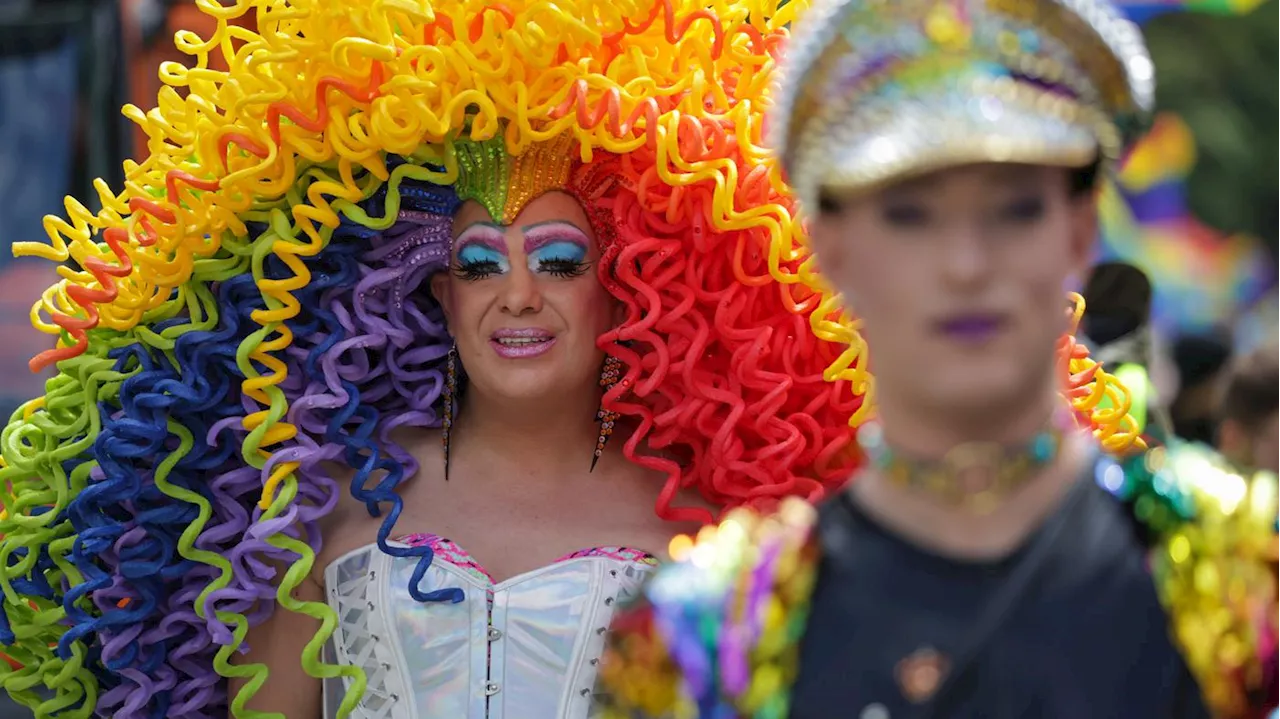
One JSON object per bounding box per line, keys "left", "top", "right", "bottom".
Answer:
{"left": 1172, "top": 336, "right": 1278, "bottom": 473}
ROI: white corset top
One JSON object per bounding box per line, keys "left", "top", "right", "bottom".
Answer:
{"left": 321, "top": 535, "right": 657, "bottom": 719}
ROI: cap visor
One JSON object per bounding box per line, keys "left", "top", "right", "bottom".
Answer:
{"left": 812, "top": 99, "right": 1100, "bottom": 200}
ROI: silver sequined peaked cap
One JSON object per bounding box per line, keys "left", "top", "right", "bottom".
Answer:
{"left": 769, "top": 0, "right": 1156, "bottom": 211}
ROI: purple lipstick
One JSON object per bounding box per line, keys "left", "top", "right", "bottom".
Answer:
{"left": 935, "top": 313, "right": 1007, "bottom": 344}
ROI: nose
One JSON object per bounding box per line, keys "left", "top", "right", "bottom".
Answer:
{"left": 499, "top": 263, "right": 544, "bottom": 316}
{"left": 938, "top": 221, "right": 993, "bottom": 291}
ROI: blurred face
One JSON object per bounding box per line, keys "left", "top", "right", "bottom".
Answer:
{"left": 1255, "top": 414, "right": 1280, "bottom": 473}
{"left": 808, "top": 164, "right": 1096, "bottom": 416}
{"left": 1220, "top": 413, "right": 1280, "bottom": 473}
{"left": 430, "top": 191, "right": 614, "bottom": 402}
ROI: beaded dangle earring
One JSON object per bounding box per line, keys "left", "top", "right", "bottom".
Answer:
{"left": 442, "top": 342, "right": 458, "bottom": 479}
{"left": 592, "top": 355, "right": 623, "bottom": 472}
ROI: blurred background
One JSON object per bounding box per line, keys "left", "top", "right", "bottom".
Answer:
{"left": 0, "top": 0, "right": 1274, "bottom": 715}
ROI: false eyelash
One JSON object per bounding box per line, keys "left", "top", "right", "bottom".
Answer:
{"left": 452, "top": 260, "right": 502, "bottom": 281}
{"left": 539, "top": 259, "right": 592, "bottom": 279}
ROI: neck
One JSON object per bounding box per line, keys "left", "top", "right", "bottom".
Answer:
{"left": 453, "top": 380, "right": 604, "bottom": 472}
{"left": 875, "top": 384, "right": 1064, "bottom": 460}
{"left": 851, "top": 384, "right": 1086, "bottom": 561}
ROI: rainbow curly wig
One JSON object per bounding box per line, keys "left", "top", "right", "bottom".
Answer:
{"left": 0, "top": 0, "right": 875, "bottom": 715}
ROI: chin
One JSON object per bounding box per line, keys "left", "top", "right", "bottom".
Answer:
{"left": 479, "top": 369, "right": 561, "bottom": 400}
{"left": 917, "top": 359, "right": 1033, "bottom": 414}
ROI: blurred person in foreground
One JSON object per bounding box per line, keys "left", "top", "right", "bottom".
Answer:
{"left": 1217, "top": 343, "right": 1279, "bottom": 474}
{"left": 595, "top": 0, "right": 1279, "bottom": 717}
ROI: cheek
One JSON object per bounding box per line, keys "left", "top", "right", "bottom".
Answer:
{"left": 1022, "top": 263, "right": 1069, "bottom": 312}
{"left": 828, "top": 240, "right": 908, "bottom": 328}
{"left": 1009, "top": 228, "right": 1076, "bottom": 329}
{"left": 443, "top": 278, "right": 489, "bottom": 327}
{"left": 1256, "top": 417, "right": 1280, "bottom": 469}
{"left": 810, "top": 225, "right": 861, "bottom": 299}
{"left": 551, "top": 275, "right": 615, "bottom": 336}
{"left": 1013, "top": 287, "right": 1070, "bottom": 353}
{"left": 809, "top": 221, "right": 853, "bottom": 280}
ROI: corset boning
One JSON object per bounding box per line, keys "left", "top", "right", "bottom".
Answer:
{"left": 321, "top": 539, "right": 655, "bottom": 719}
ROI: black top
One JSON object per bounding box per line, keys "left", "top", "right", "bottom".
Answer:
{"left": 790, "top": 459, "right": 1210, "bottom": 719}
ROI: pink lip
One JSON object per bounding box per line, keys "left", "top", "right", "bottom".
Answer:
{"left": 490, "top": 328, "right": 557, "bottom": 359}
{"left": 934, "top": 313, "right": 1008, "bottom": 344}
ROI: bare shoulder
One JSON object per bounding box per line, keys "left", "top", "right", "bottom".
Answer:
{"left": 307, "top": 461, "right": 370, "bottom": 584}
{"left": 592, "top": 455, "right": 715, "bottom": 557}
{"left": 309, "top": 426, "right": 446, "bottom": 583}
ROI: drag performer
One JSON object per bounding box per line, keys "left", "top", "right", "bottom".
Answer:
{"left": 598, "top": 0, "right": 1279, "bottom": 716}
{"left": 0, "top": 0, "right": 867, "bottom": 717}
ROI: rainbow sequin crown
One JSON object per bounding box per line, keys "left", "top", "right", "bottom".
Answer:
{"left": 770, "top": 0, "right": 1156, "bottom": 209}
{"left": 453, "top": 133, "right": 577, "bottom": 224}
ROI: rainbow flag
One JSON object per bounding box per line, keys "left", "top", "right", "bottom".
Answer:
{"left": 1234, "top": 288, "right": 1279, "bottom": 354}
{"left": 1097, "top": 114, "right": 1276, "bottom": 334}
{"left": 1113, "top": 0, "right": 1268, "bottom": 22}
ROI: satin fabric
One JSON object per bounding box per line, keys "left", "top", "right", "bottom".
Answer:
{"left": 322, "top": 540, "right": 654, "bottom": 719}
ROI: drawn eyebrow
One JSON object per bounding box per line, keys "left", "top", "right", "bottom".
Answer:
{"left": 454, "top": 223, "right": 508, "bottom": 252}
{"left": 522, "top": 221, "right": 590, "bottom": 252}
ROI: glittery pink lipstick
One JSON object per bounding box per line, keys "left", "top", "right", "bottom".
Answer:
{"left": 490, "top": 328, "right": 557, "bottom": 359}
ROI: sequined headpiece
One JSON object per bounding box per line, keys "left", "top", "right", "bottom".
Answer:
{"left": 454, "top": 134, "right": 577, "bottom": 225}
{"left": 771, "top": 0, "right": 1157, "bottom": 209}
